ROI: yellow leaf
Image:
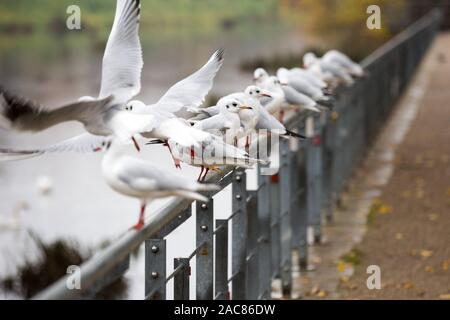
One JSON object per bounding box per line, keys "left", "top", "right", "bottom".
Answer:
{"left": 428, "top": 213, "right": 438, "bottom": 221}
{"left": 337, "top": 261, "right": 347, "bottom": 273}
{"left": 403, "top": 282, "right": 415, "bottom": 289}
{"left": 424, "top": 266, "right": 434, "bottom": 273}
{"left": 317, "top": 290, "right": 327, "bottom": 297}
{"left": 439, "top": 293, "right": 450, "bottom": 300}
{"left": 442, "top": 260, "right": 449, "bottom": 271}
{"left": 378, "top": 205, "right": 392, "bottom": 215}
{"left": 395, "top": 233, "right": 403, "bottom": 240}
{"left": 340, "top": 276, "right": 350, "bottom": 283}
{"left": 420, "top": 249, "right": 433, "bottom": 258}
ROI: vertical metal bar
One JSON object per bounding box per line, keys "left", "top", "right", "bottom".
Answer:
{"left": 313, "top": 116, "right": 323, "bottom": 242}
{"left": 246, "top": 191, "right": 259, "bottom": 299}
{"left": 231, "top": 169, "right": 248, "bottom": 299}
{"left": 306, "top": 116, "right": 321, "bottom": 243}
{"left": 269, "top": 174, "right": 281, "bottom": 279}
{"left": 278, "top": 138, "right": 292, "bottom": 296}
{"left": 145, "top": 239, "right": 166, "bottom": 300}
{"left": 174, "top": 258, "right": 190, "bottom": 300}
{"left": 215, "top": 219, "right": 229, "bottom": 300}
{"left": 196, "top": 199, "right": 214, "bottom": 300}
{"left": 257, "top": 171, "right": 272, "bottom": 299}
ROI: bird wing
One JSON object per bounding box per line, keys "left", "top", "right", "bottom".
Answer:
{"left": 0, "top": 88, "right": 113, "bottom": 132}
{"left": 156, "top": 49, "right": 224, "bottom": 114}
{"left": 256, "top": 107, "right": 285, "bottom": 131}
{"left": 193, "top": 114, "right": 230, "bottom": 132}
{"left": 281, "top": 85, "right": 319, "bottom": 111}
{"left": 0, "top": 133, "right": 111, "bottom": 161}
{"left": 99, "top": 0, "right": 143, "bottom": 104}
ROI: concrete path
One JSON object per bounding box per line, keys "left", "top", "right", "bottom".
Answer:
{"left": 293, "top": 32, "right": 450, "bottom": 300}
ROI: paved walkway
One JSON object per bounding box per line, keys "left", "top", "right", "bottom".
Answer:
{"left": 294, "top": 32, "right": 450, "bottom": 300}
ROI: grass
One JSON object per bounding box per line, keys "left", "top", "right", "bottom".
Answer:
{"left": 341, "top": 248, "right": 364, "bottom": 266}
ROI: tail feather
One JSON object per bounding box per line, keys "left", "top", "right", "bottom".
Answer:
{"left": 174, "top": 190, "right": 209, "bottom": 202}
{"left": 284, "top": 130, "right": 306, "bottom": 139}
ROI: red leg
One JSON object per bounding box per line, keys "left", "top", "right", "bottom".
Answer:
{"left": 166, "top": 141, "right": 181, "bottom": 169}
{"left": 201, "top": 168, "right": 210, "bottom": 182}
{"left": 132, "top": 203, "right": 146, "bottom": 231}
{"left": 197, "top": 166, "right": 205, "bottom": 182}
{"left": 278, "top": 110, "right": 285, "bottom": 123}
{"left": 132, "top": 137, "right": 141, "bottom": 152}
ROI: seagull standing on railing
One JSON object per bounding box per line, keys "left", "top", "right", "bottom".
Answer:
{"left": 258, "top": 75, "right": 320, "bottom": 122}
{"left": 276, "top": 67, "right": 333, "bottom": 105}
{"left": 303, "top": 52, "right": 355, "bottom": 87}
{"left": 192, "top": 97, "right": 251, "bottom": 146}
{"left": 154, "top": 136, "right": 264, "bottom": 182}
{"left": 322, "top": 50, "right": 365, "bottom": 78}
{"left": 101, "top": 140, "right": 219, "bottom": 230}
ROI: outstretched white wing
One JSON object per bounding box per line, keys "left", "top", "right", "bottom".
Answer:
{"left": 157, "top": 49, "right": 224, "bottom": 114}
{"left": 99, "top": 0, "right": 143, "bottom": 104}
{"left": 0, "top": 133, "right": 111, "bottom": 161}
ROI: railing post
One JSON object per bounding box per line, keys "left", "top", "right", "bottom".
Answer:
{"left": 231, "top": 169, "right": 248, "bottom": 299}
{"left": 174, "top": 258, "right": 190, "bottom": 300}
{"left": 215, "top": 219, "right": 229, "bottom": 300}
{"left": 289, "top": 124, "right": 308, "bottom": 269}
{"left": 257, "top": 171, "right": 272, "bottom": 299}
{"left": 246, "top": 191, "right": 259, "bottom": 299}
{"left": 269, "top": 174, "right": 281, "bottom": 280}
{"left": 145, "top": 239, "right": 166, "bottom": 300}
{"left": 306, "top": 115, "right": 321, "bottom": 243}
{"left": 279, "top": 138, "right": 293, "bottom": 296}
{"left": 196, "top": 199, "right": 214, "bottom": 300}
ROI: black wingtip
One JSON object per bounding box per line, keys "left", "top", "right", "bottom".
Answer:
{"left": 145, "top": 139, "right": 165, "bottom": 145}
{"left": 214, "top": 48, "right": 225, "bottom": 63}
{"left": 285, "top": 130, "right": 306, "bottom": 139}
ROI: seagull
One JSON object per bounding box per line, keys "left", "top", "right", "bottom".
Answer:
{"left": 0, "top": 0, "right": 146, "bottom": 148}
{"left": 322, "top": 50, "right": 365, "bottom": 78}
{"left": 279, "top": 67, "right": 329, "bottom": 90}
{"left": 303, "top": 52, "right": 354, "bottom": 87}
{"left": 192, "top": 97, "right": 251, "bottom": 146}
{"left": 276, "top": 67, "right": 333, "bottom": 105}
{"left": 150, "top": 135, "right": 265, "bottom": 182}
{"left": 102, "top": 139, "right": 219, "bottom": 230}
{"left": 259, "top": 76, "right": 320, "bottom": 122}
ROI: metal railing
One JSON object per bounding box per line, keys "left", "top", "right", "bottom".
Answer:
{"left": 33, "top": 10, "right": 441, "bottom": 300}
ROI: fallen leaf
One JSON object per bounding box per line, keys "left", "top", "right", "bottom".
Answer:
{"left": 395, "top": 233, "right": 403, "bottom": 240}
{"left": 337, "top": 261, "right": 347, "bottom": 273}
{"left": 420, "top": 249, "right": 433, "bottom": 258}
{"left": 428, "top": 213, "right": 438, "bottom": 221}
{"left": 403, "top": 282, "right": 415, "bottom": 289}
{"left": 316, "top": 290, "right": 327, "bottom": 298}
{"left": 340, "top": 276, "right": 350, "bottom": 283}
{"left": 439, "top": 293, "right": 450, "bottom": 300}
{"left": 442, "top": 260, "right": 449, "bottom": 271}
{"left": 410, "top": 249, "right": 418, "bottom": 257}
{"left": 310, "top": 286, "right": 320, "bottom": 295}
{"left": 378, "top": 205, "right": 392, "bottom": 215}
{"left": 424, "top": 266, "right": 434, "bottom": 273}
